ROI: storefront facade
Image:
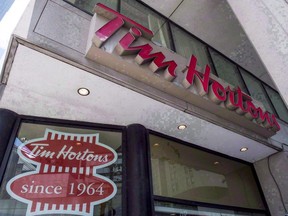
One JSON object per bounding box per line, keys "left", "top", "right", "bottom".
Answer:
{"left": 0, "top": 0, "right": 288, "bottom": 215}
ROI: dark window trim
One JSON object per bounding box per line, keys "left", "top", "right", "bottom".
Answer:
{"left": 240, "top": 68, "right": 279, "bottom": 116}
{"left": 166, "top": 20, "right": 176, "bottom": 51}
{"left": 19, "top": 114, "right": 125, "bottom": 132}
{"left": 0, "top": 116, "right": 21, "bottom": 186}
{"left": 148, "top": 129, "right": 271, "bottom": 216}
{"left": 154, "top": 195, "right": 269, "bottom": 215}
{"left": 206, "top": 46, "right": 219, "bottom": 76}
{"left": 260, "top": 82, "right": 279, "bottom": 117}
{"left": 236, "top": 65, "right": 250, "bottom": 94}
{"left": 262, "top": 83, "right": 288, "bottom": 124}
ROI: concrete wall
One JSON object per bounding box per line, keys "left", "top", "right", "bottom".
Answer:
{"left": 254, "top": 151, "right": 288, "bottom": 216}
{"left": 227, "top": 0, "right": 288, "bottom": 107}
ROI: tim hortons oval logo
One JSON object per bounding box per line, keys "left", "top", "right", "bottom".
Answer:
{"left": 6, "top": 129, "right": 118, "bottom": 216}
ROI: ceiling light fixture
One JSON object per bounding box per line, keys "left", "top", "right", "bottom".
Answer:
{"left": 77, "top": 87, "right": 90, "bottom": 96}
{"left": 177, "top": 124, "right": 187, "bottom": 130}
{"left": 240, "top": 147, "right": 248, "bottom": 152}
{"left": 153, "top": 143, "right": 159, "bottom": 147}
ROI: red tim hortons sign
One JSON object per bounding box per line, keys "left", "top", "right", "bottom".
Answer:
{"left": 85, "top": 3, "right": 280, "bottom": 137}
{"left": 6, "top": 129, "right": 118, "bottom": 216}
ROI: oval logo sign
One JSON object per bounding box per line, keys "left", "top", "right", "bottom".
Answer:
{"left": 6, "top": 129, "right": 118, "bottom": 216}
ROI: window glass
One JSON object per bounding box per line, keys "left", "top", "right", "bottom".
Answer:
{"left": 170, "top": 24, "right": 215, "bottom": 74}
{"left": 264, "top": 85, "right": 288, "bottom": 122}
{"left": 150, "top": 134, "right": 265, "bottom": 210}
{"left": 240, "top": 69, "right": 274, "bottom": 114}
{"left": 0, "top": 123, "right": 122, "bottom": 216}
{"left": 120, "top": 0, "right": 173, "bottom": 49}
{"left": 65, "top": 0, "right": 118, "bottom": 14}
{"left": 155, "top": 201, "right": 266, "bottom": 216}
{"left": 209, "top": 49, "right": 247, "bottom": 92}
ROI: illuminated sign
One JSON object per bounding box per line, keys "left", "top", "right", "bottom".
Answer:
{"left": 7, "top": 129, "right": 118, "bottom": 216}
{"left": 86, "top": 3, "right": 280, "bottom": 136}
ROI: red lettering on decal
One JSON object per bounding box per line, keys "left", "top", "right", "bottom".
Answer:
{"left": 183, "top": 55, "right": 211, "bottom": 96}
{"left": 115, "top": 27, "right": 177, "bottom": 81}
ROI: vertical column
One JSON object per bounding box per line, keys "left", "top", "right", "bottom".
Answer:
{"left": 125, "top": 124, "right": 154, "bottom": 216}
{"left": 0, "top": 108, "right": 18, "bottom": 166}
{"left": 254, "top": 152, "right": 288, "bottom": 216}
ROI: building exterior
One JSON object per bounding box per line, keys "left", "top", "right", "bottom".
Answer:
{"left": 0, "top": 0, "right": 288, "bottom": 216}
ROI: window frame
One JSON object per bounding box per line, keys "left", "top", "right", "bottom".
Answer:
{"left": 148, "top": 129, "right": 271, "bottom": 216}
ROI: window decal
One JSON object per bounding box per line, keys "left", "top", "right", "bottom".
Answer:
{"left": 6, "top": 129, "right": 118, "bottom": 216}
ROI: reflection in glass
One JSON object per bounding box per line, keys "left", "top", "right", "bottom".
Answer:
{"left": 65, "top": 0, "right": 118, "bottom": 14}
{"left": 209, "top": 49, "right": 247, "bottom": 92}
{"left": 240, "top": 69, "right": 274, "bottom": 114}
{"left": 120, "top": 0, "right": 173, "bottom": 49}
{"left": 154, "top": 201, "right": 266, "bottom": 216}
{"left": 0, "top": 123, "right": 122, "bottom": 216}
{"left": 264, "top": 85, "right": 288, "bottom": 122}
{"left": 170, "top": 25, "right": 215, "bottom": 74}
{"left": 150, "top": 134, "right": 265, "bottom": 210}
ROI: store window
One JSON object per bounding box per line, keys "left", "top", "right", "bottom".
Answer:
{"left": 120, "top": 0, "right": 173, "bottom": 49}
{"left": 209, "top": 49, "right": 247, "bottom": 93}
{"left": 171, "top": 25, "right": 215, "bottom": 74}
{"left": 65, "top": 0, "right": 118, "bottom": 13}
{"left": 264, "top": 85, "right": 288, "bottom": 123}
{"left": 240, "top": 69, "right": 274, "bottom": 114}
{"left": 154, "top": 201, "right": 266, "bottom": 216}
{"left": 0, "top": 122, "right": 123, "bottom": 216}
{"left": 150, "top": 134, "right": 267, "bottom": 215}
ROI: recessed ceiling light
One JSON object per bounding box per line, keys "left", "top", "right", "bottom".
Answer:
{"left": 177, "top": 124, "right": 187, "bottom": 130}
{"left": 240, "top": 147, "right": 248, "bottom": 152}
{"left": 77, "top": 87, "right": 90, "bottom": 96}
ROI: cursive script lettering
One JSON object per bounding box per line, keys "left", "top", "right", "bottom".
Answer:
{"left": 91, "top": 3, "right": 280, "bottom": 132}
{"left": 26, "top": 144, "right": 108, "bottom": 162}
